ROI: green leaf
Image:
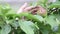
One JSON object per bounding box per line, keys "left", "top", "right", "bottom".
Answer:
{"left": 10, "top": 20, "right": 19, "bottom": 29}
{"left": 40, "top": 24, "right": 51, "bottom": 34}
{"left": 19, "top": 20, "right": 38, "bottom": 34}
{"left": 45, "top": 15, "right": 59, "bottom": 29}
{"left": 0, "top": 24, "right": 11, "bottom": 34}
{"left": 34, "top": 15, "right": 44, "bottom": 22}
{"left": 38, "top": 0, "right": 48, "bottom": 3}
{"left": 55, "top": 15, "right": 60, "bottom": 22}
{"left": 18, "top": 13, "right": 44, "bottom": 23}
{"left": 0, "top": 15, "right": 5, "bottom": 28}
{"left": 48, "top": 2, "right": 60, "bottom": 8}
{"left": 0, "top": 5, "right": 11, "bottom": 14}
{"left": 57, "top": 25, "right": 60, "bottom": 33}
{"left": 37, "top": 21, "right": 51, "bottom": 34}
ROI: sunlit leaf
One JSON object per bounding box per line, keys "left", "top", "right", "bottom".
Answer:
{"left": 34, "top": 15, "right": 44, "bottom": 22}
{"left": 19, "top": 20, "right": 38, "bottom": 34}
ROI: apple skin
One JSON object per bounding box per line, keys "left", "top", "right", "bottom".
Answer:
{"left": 37, "top": 6, "right": 47, "bottom": 17}
{"left": 17, "top": 3, "right": 47, "bottom": 17}
{"left": 31, "top": 6, "right": 47, "bottom": 17}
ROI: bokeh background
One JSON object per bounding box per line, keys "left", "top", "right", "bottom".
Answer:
{"left": 0, "top": 0, "right": 56, "bottom": 11}
{"left": 0, "top": 0, "right": 37, "bottom": 11}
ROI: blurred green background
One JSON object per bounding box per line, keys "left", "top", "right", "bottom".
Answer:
{"left": 0, "top": 0, "right": 37, "bottom": 11}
